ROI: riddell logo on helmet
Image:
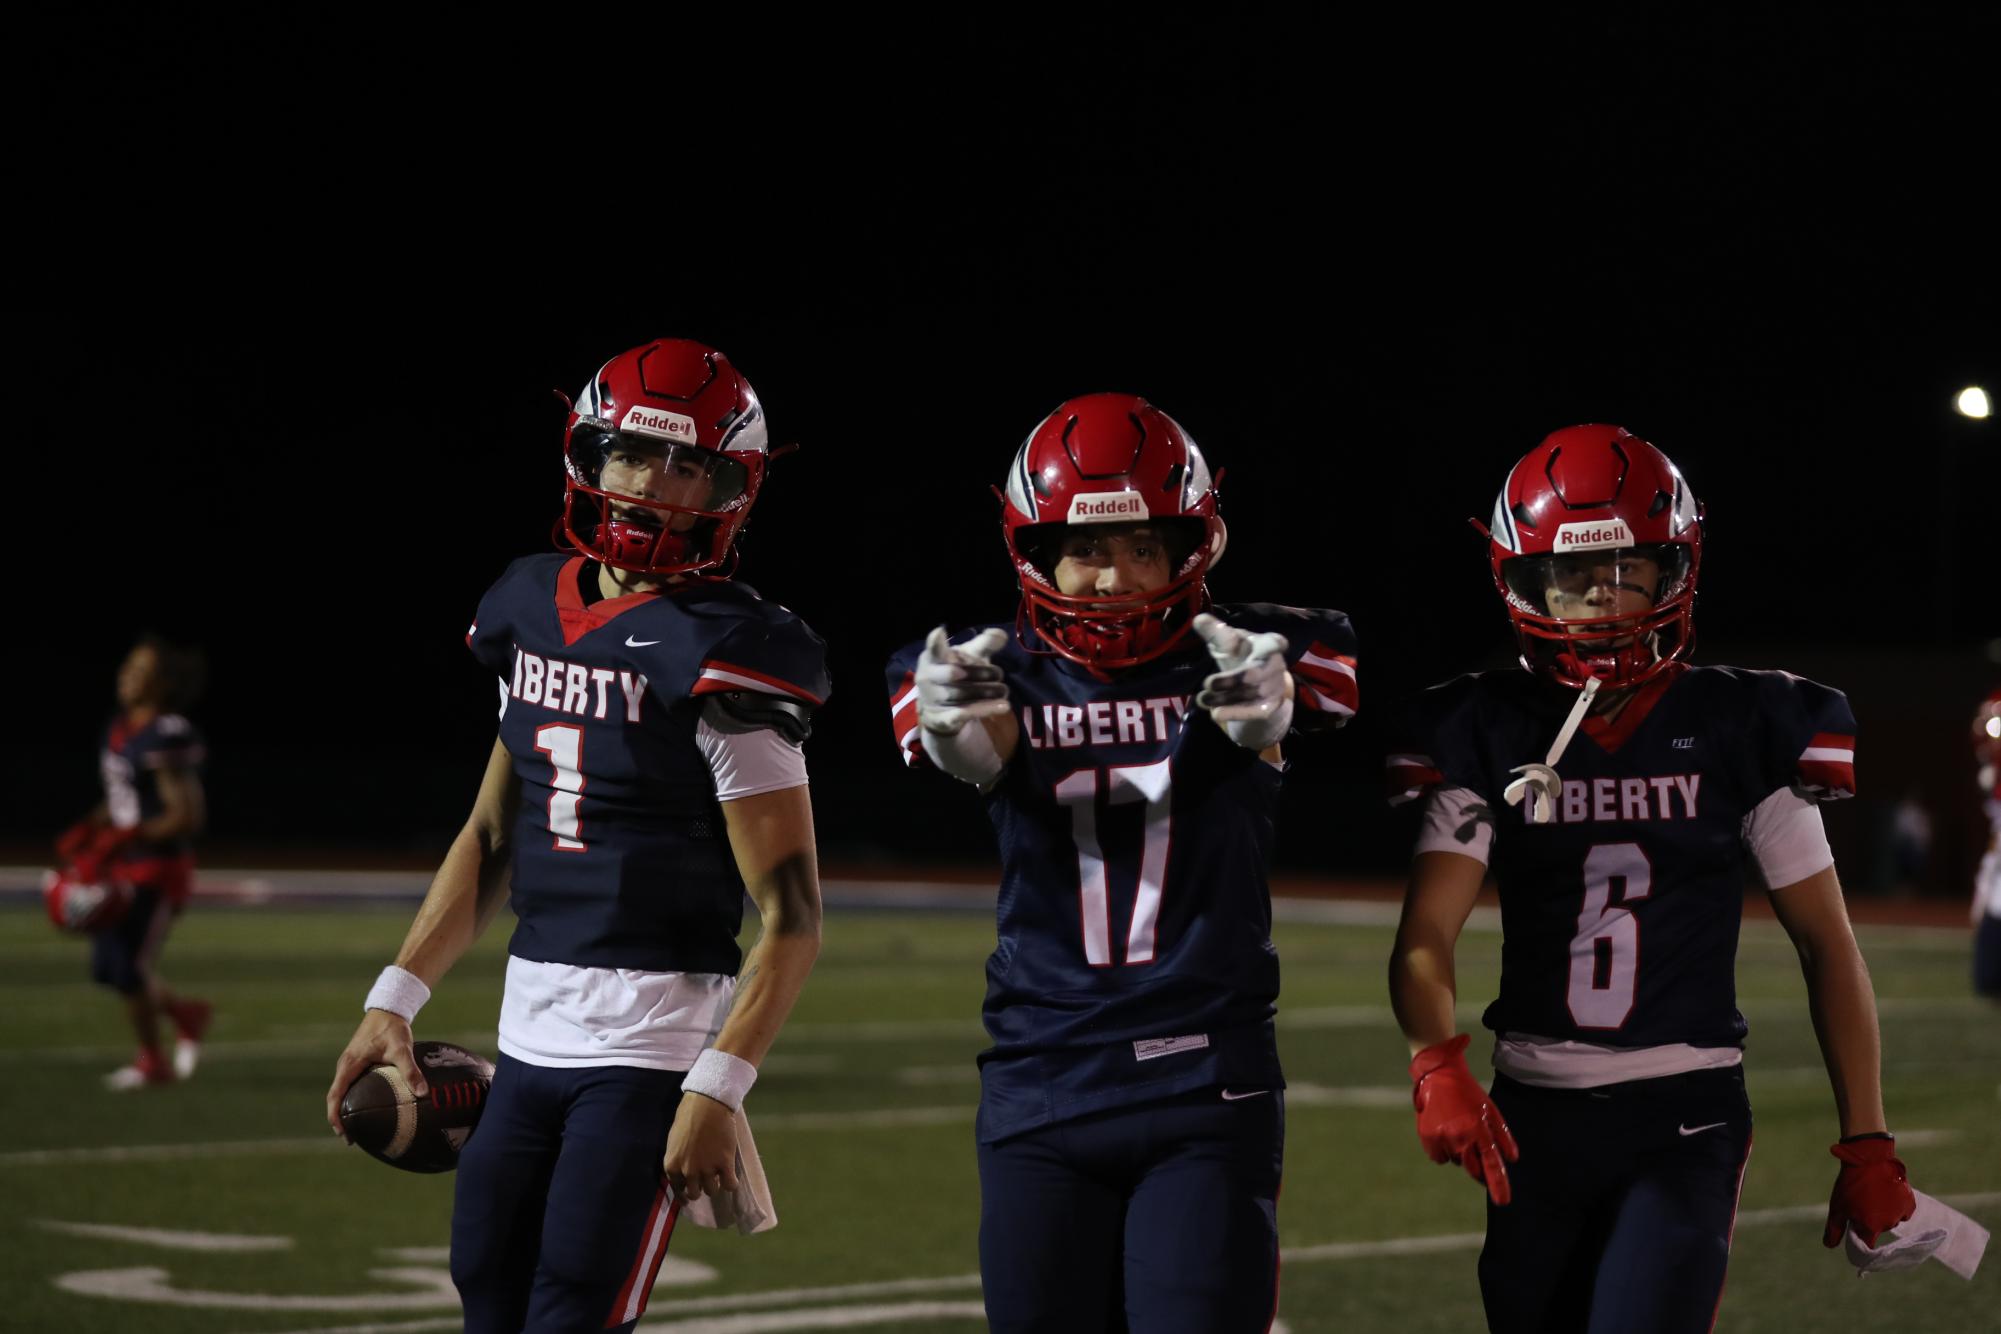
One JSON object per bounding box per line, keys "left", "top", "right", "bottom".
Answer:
{"left": 621, "top": 406, "right": 698, "bottom": 442}
{"left": 1066, "top": 491, "right": 1150, "bottom": 523}
{"left": 1554, "top": 519, "right": 1634, "bottom": 551}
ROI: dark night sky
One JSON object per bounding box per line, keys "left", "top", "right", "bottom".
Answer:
{"left": 15, "top": 13, "right": 1998, "bottom": 884}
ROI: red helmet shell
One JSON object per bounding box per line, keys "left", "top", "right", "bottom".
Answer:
{"left": 1486, "top": 424, "right": 1703, "bottom": 689}
{"left": 42, "top": 866, "right": 134, "bottom": 934}
{"left": 559, "top": 339, "right": 770, "bottom": 576}
{"left": 1000, "top": 393, "right": 1225, "bottom": 669}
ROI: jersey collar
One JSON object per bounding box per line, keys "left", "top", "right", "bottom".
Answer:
{"left": 553, "top": 556, "right": 661, "bottom": 647}
{"left": 1577, "top": 660, "right": 1689, "bottom": 754}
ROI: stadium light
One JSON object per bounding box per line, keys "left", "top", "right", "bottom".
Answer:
{"left": 1955, "top": 386, "right": 1991, "bottom": 419}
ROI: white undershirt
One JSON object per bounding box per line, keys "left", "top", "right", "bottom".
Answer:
{"left": 498, "top": 711, "right": 808, "bottom": 1070}
{"left": 1414, "top": 782, "right": 1837, "bottom": 1088}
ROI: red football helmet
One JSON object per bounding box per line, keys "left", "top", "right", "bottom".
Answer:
{"left": 1481, "top": 424, "right": 1703, "bottom": 689}
{"left": 42, "top": 866, "right": 134, "bottom": 934}
{"left": 558, "top": 339, "right": 770, "bottom": 576}
{"left": 1000, "top": 393, "right": 1226, "bottom": 670}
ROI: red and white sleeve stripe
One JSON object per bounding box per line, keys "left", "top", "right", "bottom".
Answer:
{"left": 889, "top": 671, "right": 926, "bottom": 767}
{"left": 1385, "top": 752, "right": 1444, "bottom": 807}
{"left": 692, "top": 659, "right": 825, "bottom": 706}
{"left": 1293, "top": 643, "right": 1358, "bottom": 719}
{"left": 1795, "top": 732, "right": 1856, "bottom": 799}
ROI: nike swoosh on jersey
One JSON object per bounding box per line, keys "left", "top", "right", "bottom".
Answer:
{"left": 625, "top": 636, "right": 662, "bottom": 647}
{"left": 1678, "top": 1121, "right": 1729, "bottom": 1136}
{"left": 1220, "top": 1088, "right": 1272, "bottom": 1101}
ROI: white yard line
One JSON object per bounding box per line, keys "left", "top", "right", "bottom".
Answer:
{"left": 36, "top": 1220, "right": 294, "bottom": 1251}
{"left": 253, "top": 1193, "right": 2001, "bottom": 1334}
{"left": 0, "top": 1108, "right": 980, "bottom": 1167}
{"left": 9, "top": 1084, "right": 1989, "bottom": 1169}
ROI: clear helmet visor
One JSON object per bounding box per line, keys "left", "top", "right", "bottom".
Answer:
{"left": 566, "top": 427, "right": 751, "bottom": 522}
{"left": 1502, "top": 542, "right": 1692, "bottom": 628}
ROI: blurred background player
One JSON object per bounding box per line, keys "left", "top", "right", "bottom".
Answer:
{"left": 1386, "top": 424, "right": 1918, "bottom": 1333}
{"left": 56, "top": 636, "right": 212, "bottom": 1091}
{"left": 324, "top": 339, "right": 829, "bottom": 1334}
{"left": 1972, "top": 688, "right": 2001, "bottom": 998}
{"left": 886, "top": 394, "right": 1360, "bottom": 1333}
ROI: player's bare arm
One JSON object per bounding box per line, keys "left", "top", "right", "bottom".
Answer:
{"left": 1389, "top": 850, "right": 1485, "bottom": 1054}
{"left": 664, "top": 783, "right": 821, "bottom": 1201}
{"left": 1767, "top": 864, "right": 1889, "bottom": 1137}
{"left": 324, "top": 735, "right": 517, "bottom": 1133}
{"left": 1392, "top": 849, "right": 1519, "bottom": 1205}
{"left": 142, "top": 766, "right": 205, "bottom": 842}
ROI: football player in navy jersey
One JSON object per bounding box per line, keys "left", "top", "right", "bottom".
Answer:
{"left": 58, "top": 637, "right": 213, "bottom": 1090}
{"left": 324, "top": 340, "right": 829, "bottom": 1334}
{"left": 1971, "top": 689, "right": 2001, "bottom": 998}
{"left": 1386, "top": 424, "right": 1920, "bottom": 1332}
{"left": 885, "top": 393, "right": 1360, "bottom": 1333}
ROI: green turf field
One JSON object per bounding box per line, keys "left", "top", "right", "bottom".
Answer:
{"left": 0, "top": 901, "right": 1994, "bottom": 1332}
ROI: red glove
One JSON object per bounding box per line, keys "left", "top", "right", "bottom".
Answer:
{"left": 1410, "top": 1034, "right": 1519, "bottom": 1206}
{"left": 1824, "top": 1134, "right": 1916, "bottom": 1247}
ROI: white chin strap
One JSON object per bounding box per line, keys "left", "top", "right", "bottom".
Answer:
{"left": 1504, "top": 676, "right": 1601, "bottom": 825}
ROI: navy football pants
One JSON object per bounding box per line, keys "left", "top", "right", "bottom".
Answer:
{"left": 451, "top": 1054, "right": 685, "bottom": 1333}
{"left": 977, "top": 1085, "right": 1283, "bottom": 1334}
{"left": 1479, "top": 1068, "right": 1753, "bottom": 1334}
{"left": 90, "top": 887, "right": 172, "bottom": 995}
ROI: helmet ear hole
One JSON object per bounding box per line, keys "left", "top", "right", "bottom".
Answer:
{"left": 1207, "top": 517, "right": 1228, "bottom": 573}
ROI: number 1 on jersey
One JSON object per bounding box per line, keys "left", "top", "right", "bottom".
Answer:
{"left": 1054, "top": 759, "right": 1173, "bottom": 966}
{"left": 534, "top": 723, "right": 587, "bottom": 851}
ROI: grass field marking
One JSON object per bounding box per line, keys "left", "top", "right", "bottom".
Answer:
{"left": 759, "top": 1106, "right": 974, "bottom": 1130}
{"left": 1276, "top": 1191, "right": 2001, "bottom": 1265}
{"left": 54, "top": 1265, "right": 460, "bottom": 1311}
{"left": 37, "top": 1220, "right": 293, "bottom": 1251}
{"left": 0, "top": 1136, "right": 342, "bottom": 1167}
{"left": 640, "top": 1302, "right": 990, "bottom": 1330}
{"left": 259, "top": 1274, "right": 992, "bottom": 1333}
{"left": 0, "top": 1108, "right": 980, "bottom": 1169}
{"left": 229, "top": 1193, "right": 2001, "bottom": 1334}
{"left": 895, "top": 1065, "right": 979, "bottom": 1085}
{"left": 1284, "top": 1083, "right": 1411, "bottom": 1108}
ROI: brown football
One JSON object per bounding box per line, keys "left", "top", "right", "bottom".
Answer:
{"left": 338, "top": 1040, "right": 494, "bottom": 1174}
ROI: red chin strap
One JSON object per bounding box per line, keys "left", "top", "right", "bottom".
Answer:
{"left": 1017, "top": 578, "right": 1207, "bottom": 672}
{"left": 1517, "top": 602, "right": 1694, "bottom": 691}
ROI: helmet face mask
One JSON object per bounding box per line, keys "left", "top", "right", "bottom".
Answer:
{"left": 557, "top": 340, "right": 768, "bottom": 577}
{"left": 1485, "top": 425, "right": 1702, "bottom": 690}
{"left": 999, "top": 394, "right": 1225, "bottom": 671}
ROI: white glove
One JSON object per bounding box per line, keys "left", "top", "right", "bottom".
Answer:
{"left": 916, "top": 626, "right": 1011, "bottom": 734}
{"left": 1193, "top": 613, "right": 1293, "bottom": 751}
{"left": 916, "top": 626, "right": 1010, "bottom": 786}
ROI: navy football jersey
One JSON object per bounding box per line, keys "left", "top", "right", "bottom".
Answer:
{"left": 887, "top": 604, "right": 1359, "bottom": 1141}
{"left": 468, "top": 555, "right": 829, "bottom": 974}
{"left": 101, "top": 712, "right": 205, "bottom": 857}
{"left": 1388, "top": 663, "right": 1856, "bottom": 1050}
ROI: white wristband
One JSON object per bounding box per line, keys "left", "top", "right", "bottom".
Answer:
{"left": 681, "top": 1047, "right": 757, "bottom": 1112}
{"left": 364, "top": 965, "right": 431, "bottom": 1022}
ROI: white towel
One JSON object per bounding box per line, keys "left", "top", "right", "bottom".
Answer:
{"left": 1842, "top": 1190, "right": 1988, "bottom": 1279}
{"left": 679, "top": 1108, "right": 777, "bottom": 1236}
